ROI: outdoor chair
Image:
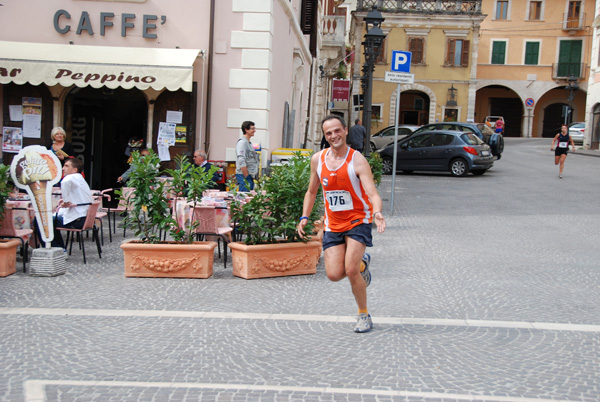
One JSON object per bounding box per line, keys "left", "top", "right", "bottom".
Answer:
{"left": 0, "top": 206, "right": 34, "bottom": 272}
{"left": 57, "top": 201, "right": 102, "bottom": 264}
{"left": 192, "top": 205, "right": 233, "bottom": 268}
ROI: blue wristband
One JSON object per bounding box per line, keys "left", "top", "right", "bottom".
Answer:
{"left": 299, "top": 216, "right": 308, "bottom": 222}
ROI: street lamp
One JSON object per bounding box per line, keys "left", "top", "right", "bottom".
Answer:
{"left": 565, "top": 74, "right": 579, "bottom": 125}
{"left": 360, "top": 5, "right": 386, "bottom": 156}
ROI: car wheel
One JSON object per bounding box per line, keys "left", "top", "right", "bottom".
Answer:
{"left": 402, "top": 170, "right": 413, "bottom": 174}
{"left": 450, "top": 158, "right": 469, "bottom": 177}
{"left": 382, "top": 157, "right": 393, "bottom": 175}
{"left": 471, "top": 169, "right": 486, "bottom": 176}
{"left": 370, "top": 142, "right": 376, "bottom": 153}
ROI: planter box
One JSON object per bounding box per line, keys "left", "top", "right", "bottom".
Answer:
{"left": 229, "top": 240, "right": 321, "bottom": 279}
{"left": 0, "top": 239, "right": 20, "bottom": 277}
{"left": 121, "top": 240, "right": 218, "bottom": 278}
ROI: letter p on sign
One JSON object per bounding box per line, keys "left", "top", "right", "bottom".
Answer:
{"left": 392, "top": 51, "right": 412, "bottom": 73}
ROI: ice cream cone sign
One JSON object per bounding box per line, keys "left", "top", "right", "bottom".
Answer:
{"left": 10, "top": 146, "right": 62, "bottom": 247}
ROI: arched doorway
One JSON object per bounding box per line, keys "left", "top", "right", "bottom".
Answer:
{"left": 64, "top": 87, "right": 147, "bottom": 191}
{"left": 394, "top": 90, "right": 430, "bottom": 125}
{"left": 591, "top": 104, "right": 600, "bottom": 149}
{"left": 542, "top": 103, "right": 568, "bottom": 138}
{"left": 475, "top": 85, "right": 522, "bottom": 137}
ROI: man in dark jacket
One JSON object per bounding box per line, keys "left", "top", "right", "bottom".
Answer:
{"left": 193, "top": 149, "right": 220, "bottom": 188}
{"left": 348, "top": 119, "right": 366, "bottom": 153}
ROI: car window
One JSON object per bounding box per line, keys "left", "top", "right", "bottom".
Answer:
{"left": 570, "top": 123, "right": 584, "bottom": 129}
{"left": 407, "top": 134, "right": 431, "bottom": 148}
{"left": 456, "top": 125, "right": 477, "bottom": 135}
{"left": 432, "top": 134, "right": 454, "bottom": 146}
{"left": 460, "top": 133, "right": 483, "bottom": 145}
{"left": 380, "top": 128, "right": 394, "bottom": 137}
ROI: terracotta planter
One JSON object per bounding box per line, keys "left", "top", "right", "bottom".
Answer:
{"left": 229, "top": 240, "right": 321, "bottom": 279}
{"left": 0, "top": 239, "right": 20, "bottom": 277}
{"left": 121, "top": 240, "right": 218, "bottom": 278}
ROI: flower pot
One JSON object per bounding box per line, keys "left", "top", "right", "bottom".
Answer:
{"left": 0, "top": 239, "right": 20, "bottom": 277}
{"left": 121, "top": 240, "right": 218, "bottom": 278}
{"left": 229, "top": 240, "right": 321, "bottom": 279}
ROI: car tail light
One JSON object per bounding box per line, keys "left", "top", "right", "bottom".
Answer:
{"left": 463, "top": 146, "right": 478, "bottom": 155}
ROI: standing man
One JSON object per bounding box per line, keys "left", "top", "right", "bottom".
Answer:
{"left": 297, "top": 115, "right": 386, "bottom": 333}
{"left": 35, "top": 157, "right": 93, "bottom": 249}
{"left": 193, "top": 149, "right": 220, "bottom": 188}
{"left": 348, "top": 119, "right": 367, "bottom": 153}
{"left": 236, "top": 121, "right": 260, "bottom": 191}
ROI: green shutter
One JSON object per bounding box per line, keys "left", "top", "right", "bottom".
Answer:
{"left": 525, "top": 42, "right": 539, "bottom": 65}
{"left": 491, "top": 42, "right": 506, "bottom": 65}
{"left": 558, "top": 40, "right": 582, "bottom": 77}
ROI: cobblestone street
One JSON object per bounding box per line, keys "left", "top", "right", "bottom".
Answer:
{"left": 1, "top": 138, "right": 599, "bottom": 401}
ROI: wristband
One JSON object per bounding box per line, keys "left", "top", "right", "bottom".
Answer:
{"left": 299, "top": 216, "right": 309, "bottom": 222}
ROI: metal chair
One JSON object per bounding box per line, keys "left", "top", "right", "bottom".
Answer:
{"left": 0, "top": 205, "right": 34, "bottom": 272}
{"left": 106, "top": 187, "right": 134, "bottom": 237}
{"left": 192, "top": 205, "right": 233, "bottom": 268}
{"left": 57, "top": 201, "right": 102, "bottom": 264}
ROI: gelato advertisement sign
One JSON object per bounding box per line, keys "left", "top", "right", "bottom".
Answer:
{"left": 10, "top": 146, "right": 62, "bottom": 246}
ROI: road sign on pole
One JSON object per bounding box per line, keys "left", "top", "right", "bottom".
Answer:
{"left": 391, "top": 51, "right": 412, "bottom": 72}
{"left": 384, "top": 71, "right": 414, "bottom": 84}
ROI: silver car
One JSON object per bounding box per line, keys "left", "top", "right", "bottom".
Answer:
{"left": 568, "top": 122, "right": 585, "bottom": 144}
{"left": 369, "top": 125, "right": 420, "bottom": 152}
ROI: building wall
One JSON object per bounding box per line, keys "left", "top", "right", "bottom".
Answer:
{"left": 585, "top": 0, "right": 600, "bottom": 149}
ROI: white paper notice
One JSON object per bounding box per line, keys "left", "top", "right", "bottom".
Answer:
{"left": 9, "top": 105, "right": 23, "bottom": 121}
{"left": 23, "top": 114, "right": 42, "bottom": 138}
{"left": 158, "top": 144, "right": 171, "bottom": 161}
{"left": 166, "top": 110, "right": 183, "bottom": 124}
{"left": 157, "top": 122, "right": 176, "bottom": 146}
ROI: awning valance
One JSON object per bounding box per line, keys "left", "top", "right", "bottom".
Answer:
{"left": 0, "top": 41, "right": 201, "bottom": 92}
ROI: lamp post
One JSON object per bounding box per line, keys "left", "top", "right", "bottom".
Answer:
{"left": 565, "top": 74, "right": 579, "bottom": 125}
{"left": 360, "top": 6, "right": 386, "bottom": 156}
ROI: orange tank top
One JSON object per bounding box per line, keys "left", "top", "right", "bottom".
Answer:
{"left": 317, "top": 148, "right": 373, "bottom": 232}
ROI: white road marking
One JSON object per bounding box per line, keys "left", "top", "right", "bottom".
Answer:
{"left": 2, "top": 307, "right": 599, "bottom": 332}
{"left": 23, "top": 380, "right": 584, "bottom": 402}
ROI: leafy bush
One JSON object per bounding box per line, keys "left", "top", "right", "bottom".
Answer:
{"left": 368, "top": 152, "right": 383, "bottom": 187}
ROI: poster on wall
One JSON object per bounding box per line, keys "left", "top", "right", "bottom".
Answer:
{"left": 22, "top": 97, "right": 42, "bottom": 138}
{"left": 3, "top": 127, "right": 24, "bottom": 153}
{"left": 175, "top": 125, "right": 187, "bottom": 144}
{"left": 157, "top": 122, "right": 176, "bottom": 146}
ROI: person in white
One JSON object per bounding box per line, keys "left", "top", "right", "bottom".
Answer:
{"left": 36, "top": 157, "right": 93, "bottom": 249}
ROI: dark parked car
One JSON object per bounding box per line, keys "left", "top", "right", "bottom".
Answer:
{"left": 412, "top": 122, "right": 504, "bottom": 159}
{"left": 376, "top": 130, "right": 494, "bottom": 176}
{"left": 369, "top": 124, "right": 420, "bottom": 152}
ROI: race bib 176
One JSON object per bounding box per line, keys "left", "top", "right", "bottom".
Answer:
{"left": 326, "top": 190, "right": 353, "bottom": 212}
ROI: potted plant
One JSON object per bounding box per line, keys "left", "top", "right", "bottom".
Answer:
{"left": 228, "top": 152, "right": 323, "bottom": 279}
{"left": 0, "top": 164, "right": 20, "bottom": 277}
{"left": 119, "top": 151, "right": 220, "bottom": 278}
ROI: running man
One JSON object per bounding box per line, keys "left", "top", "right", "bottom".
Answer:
{"left": 298, "top": 115, "right": 386, "bottom": 333}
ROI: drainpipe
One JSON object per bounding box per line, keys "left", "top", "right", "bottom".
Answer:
{"left": 204, "top": 0, "right": 215, "bottom": 156}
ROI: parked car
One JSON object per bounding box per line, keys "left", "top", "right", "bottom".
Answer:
{"left": 412, "top": 122, "right": 504, "bottom": 159}
{"left": 369, "top": 124, "right": 420, "bottom": 152}
{"left": 568, "top": 122, "right": 585, "bottom": 144}
{"left": 375, "top": 130, "right": 494, "bottom": 176}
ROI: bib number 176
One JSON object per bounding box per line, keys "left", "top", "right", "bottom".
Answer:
{"left": 326, "top": 190, "right": 352, "bottom": 212}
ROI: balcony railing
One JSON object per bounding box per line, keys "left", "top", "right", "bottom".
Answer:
{"left": 563, "top": 12, "right": 585, "bottom": 30}
{"left": 322, "top": 16, "right": 345, "bottom": 46}
{"left": 553, "top": 63, "right": 587, "bottom": 80}
{"left": 357, "top": 0, "right": 482, "bottom": 14}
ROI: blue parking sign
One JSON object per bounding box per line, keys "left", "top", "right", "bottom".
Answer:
{"left": 391, "top": 51, "right": 411, "bottom": 73}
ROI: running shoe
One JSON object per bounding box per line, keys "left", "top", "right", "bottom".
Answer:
{"left": 354, "top": 313, "right": 373, "bottom": 333}
{"left": 559, "top": 174, "right": 563, "bottom": 179}
{"left": 361, "top": 252, "right": 371, "bottom": 287}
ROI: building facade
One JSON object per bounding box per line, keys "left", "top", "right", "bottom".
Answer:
{"left": 0, "top": 0, "right": 317, "bottom": 190}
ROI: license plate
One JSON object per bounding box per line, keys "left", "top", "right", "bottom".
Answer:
{"left": 481, "top": 150, "right": 490, "bottom": 156}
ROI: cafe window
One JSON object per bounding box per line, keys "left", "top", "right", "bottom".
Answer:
{"left": 445, "top": 39, "right": 470, "bottom": 67}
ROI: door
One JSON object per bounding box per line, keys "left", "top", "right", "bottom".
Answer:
{"left": 429, "top": 133, "right": 456, "bottom": 170}
{"left": 398, "top": 133, "right": 432, "bottom": 170}
{"left": 558, "top": 40, "right": 582, "bottom": 77}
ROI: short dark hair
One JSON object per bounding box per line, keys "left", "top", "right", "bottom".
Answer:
{"left": 355, "top": 119, "right": 360, "bottom": 125}
{"left": 241, "top": 121, "right": 255, "bottom": 134}
{"left": 321, "top": 115, "right": 347, "bottom": 132}
{"left": 65, "top": 157, "right": 84, "bottom": 173}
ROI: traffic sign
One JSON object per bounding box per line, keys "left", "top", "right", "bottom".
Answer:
{"left": 526, "top": 98, "right": 535, "bottom": 108}
{"left": 384, "top": 71, "right": 414, "bottom": 84}
{"left": 391, "top": 51, "right": 412, "bottom": 73}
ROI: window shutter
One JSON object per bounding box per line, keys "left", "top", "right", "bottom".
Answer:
{"left": 525, "top": 42, "right": 539, "bottom": 65}
{"left": 491, "top": 42, "right": 506, "bottom": 64}
{"left": 410, "top": 38, "right": 424, "bottom": 64}
{"left": 446, "top": 39, "right": 455, "bottom": 65}
{"left": 300, "top": 0, "right": 316, "bottom": 35}
{"left": 461, "top": 40, "right": 470, "bottom": 66}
